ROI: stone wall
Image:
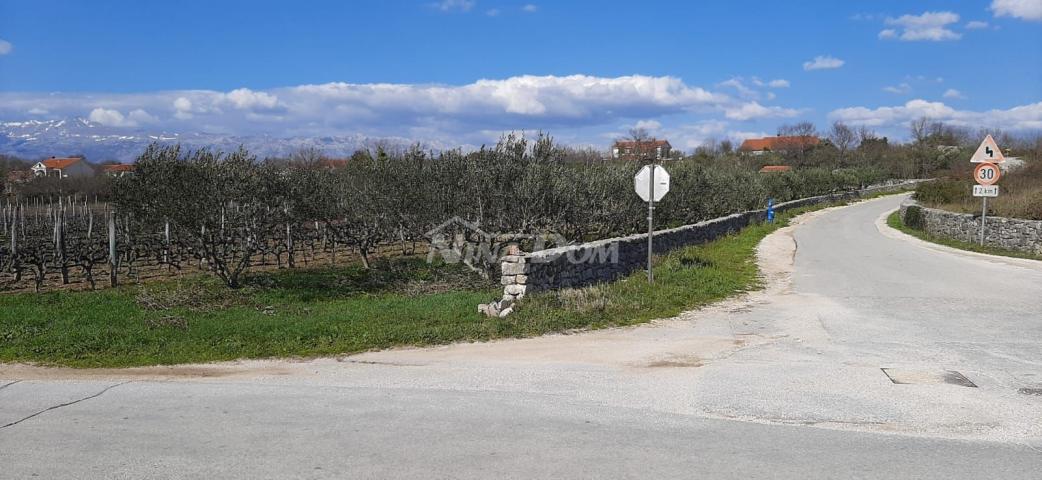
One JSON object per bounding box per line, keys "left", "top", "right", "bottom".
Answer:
{"left": 480, "top": 181, "right": 922, "bottom": 317}
{"left": 899, "top": 200, "right": 1042, "bottom": 254}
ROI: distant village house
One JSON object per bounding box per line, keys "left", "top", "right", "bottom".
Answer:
{"left": 611, "top": 139, "right": 673, "bottom": 161}
{"left": 101, "top": 163, "right": 136, "bottom": 177}
{"left": 31, "top": 157, "right": 95, "bottom": 178}
{"left": 738, "top": 136, "right": 820, "bottom": 156}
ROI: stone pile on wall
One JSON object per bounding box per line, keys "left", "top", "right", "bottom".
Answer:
{"left": 900, "top": 200, "right": 1042, "bottom": 255}
{"left": 479, "top": 181, "right": 922, "bottom": 317}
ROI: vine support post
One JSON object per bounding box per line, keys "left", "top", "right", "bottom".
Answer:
{"left": 108, "top": 209, "right": 118, "bottom": 288}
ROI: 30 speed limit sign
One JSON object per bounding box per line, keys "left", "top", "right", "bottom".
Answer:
{"left": 973, "top": 162, "right": 1001, "bottom": 186}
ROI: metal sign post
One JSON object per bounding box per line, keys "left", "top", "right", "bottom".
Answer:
{"left": 970, "top": 136, "right": 1004, "bottom": 246}
{"left": 647, "top": 164, "right": 655, "bottom": 283}
{"left": 980, "top": 197, "right": 987, "bottom": 246}
{"left": 634, "top": 164, "right": 671, "bottom": 284}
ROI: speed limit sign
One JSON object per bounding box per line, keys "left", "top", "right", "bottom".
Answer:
{"left": 974, "top": 162, "right": 1001, "bottom": 186}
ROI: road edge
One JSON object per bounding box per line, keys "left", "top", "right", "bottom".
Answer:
{"left": 876, "top": 204, "right": 1042, "bottom": 272}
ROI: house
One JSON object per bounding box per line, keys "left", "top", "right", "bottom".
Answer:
{"left": 611, "top": 139, "right": 673, "bottom": 160}
{"left": 101, "top": 164, "right": 136, "bottom": 177}
{"left": 31, "top": 157, "right": 95, "bottom": 178}
{"left": 758, "top": 165, "right": 792, "bottom": 173}
{"left": 738, "top": 136, "right": 820, "bottom": 155}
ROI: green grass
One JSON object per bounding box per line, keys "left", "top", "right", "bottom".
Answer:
{"left": 887, "top": 211, "right": 1042, "bottom": 262}
{"left": 1, "top": 205, "right": 821, "bottom": 368}
{"left": 505, "top": 214, "right": 795, "bottom": 333}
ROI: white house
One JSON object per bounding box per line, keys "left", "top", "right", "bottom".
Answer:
{"left": 31, "top": 157, "right": 95, "bottom": 178}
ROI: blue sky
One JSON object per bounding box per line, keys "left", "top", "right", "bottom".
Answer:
{"left": 0, "top": 0, "right": 1040, "bottom": 150}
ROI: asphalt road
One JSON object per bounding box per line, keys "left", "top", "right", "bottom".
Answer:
{"left": 3, "top": 194, "right": 1042, "bottom": 479}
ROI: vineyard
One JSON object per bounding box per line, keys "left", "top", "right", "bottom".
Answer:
{"left": 1, "top": 135, "right": 893, "bottom": 293}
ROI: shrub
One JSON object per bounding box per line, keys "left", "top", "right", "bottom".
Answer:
{"left": 903, "top": 205, "right": 925, "bottom": 230}
{"left": 915, "top": 178, "right": 967, "bottom": 205}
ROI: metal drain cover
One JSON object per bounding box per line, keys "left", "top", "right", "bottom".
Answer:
{"left": 881, "top": 368, "right": 977, "bottom": 387}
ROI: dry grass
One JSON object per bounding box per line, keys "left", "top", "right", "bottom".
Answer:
{"left": 917, "top": 160, "right": 1042, "bottom": 220}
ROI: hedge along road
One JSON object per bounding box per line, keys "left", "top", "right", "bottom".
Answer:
{"left": 2, "top": 194, "right": 1042, "bottom": 479}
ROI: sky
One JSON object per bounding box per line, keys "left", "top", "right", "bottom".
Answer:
{"left": 0, "top": 0, "right": 1040, "bottom": 151}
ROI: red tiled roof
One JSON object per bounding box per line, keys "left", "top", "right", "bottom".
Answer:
{"left": 40, "top": 157, "right": 84, "bottom": 169}
{"left": 101, "top": 164, "right": 135, "bottom": 173}
{"left": 739, "top": 136, "right": 820, "bottom": 152}
{"left": 758, "top": 165, "right": 792, "bottom": 173}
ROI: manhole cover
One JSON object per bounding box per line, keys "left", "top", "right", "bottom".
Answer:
{"left": 1018, "top": 388, "right": 1042, "bottom": 396}
{"left": 881, "top": 368, "right": 977, "bottom": 387}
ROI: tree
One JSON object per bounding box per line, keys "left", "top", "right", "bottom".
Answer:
{"left": 828, "top": 121, "right": 856, "bottom": 160}
{"left": 776, "top": 121, "right": 818, "bottom": 163}
{"left": 114, "top": 144, "right": 291, "bottom": 288}
{"left": 627, "top": 127, "right": 652, "bottom": 162}
{"left": 856, "top": 126, "right": 878, "bottom": 145}
{"left": 910, "top": 117, "right": 930, "bottom": 144}
{"left": 778, "top": 121, "right": 816, "bottom": 138}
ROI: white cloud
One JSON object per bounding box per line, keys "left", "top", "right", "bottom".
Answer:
{"left": 522, "top": 4, "right": 538, "bottom": 13}
{"left": 89, "top": 108, "right": 137, "bottom": 127}
{"left": 668, "top": 120, "right": 729, "bottom": 149}
{"left": 88, "top": 107, "right": 157, "bottom": 127}
{"left": 883, "top": 83, "right": 912, "bottom": 94}
{"left": 434, "top": 0, "right": 475, "bottom": 12}
{"left": 718, "top": 77, "right": 757, "bottom": 98}
{"left": 991, "top": 0, "right": 1042, "bottom": 21}
{"left": 0, "top": 75, "right": 812, "bottom": 144}
{"left": 0, "top": 39, "right": 12, "bottom": 55}
{"left": 803, "top": 55, "right": 844, "bottom": 71}
{"left": 172, "top": 97, "right": 194, "bottom": 119}
{"left": 27, "top": 107, "right": 48, "bottom": 115}
{"left": 829, "top": 99, "right": 1042, "bottom": 132}
{"left": 881, "top": 11, "right": 961, "bottom": 41}
{"left": 291, "top": 75, "right": 728, "bottom": 121}
{"left": 221, "top": 88, "right": 281, "bottom": 111}
{"left": 720, "top": 77, "right": 788, "bottom": 101}
{"left": 725, "top": 101, "right": 800, "bottom": 121}
{"left": 943, "top": 88, "right": 966, "bottom": 100}
{"left": 173, "top": 97, "right": 192, "bottom": 111}
{"left": 128, "top": 108, "right": 158, "bottom": 125}
{"left": 965, "top": 20, "right": 990, "bottom": 29}
{"left": 634, "top": 119, "right": 661, "bottom": 131}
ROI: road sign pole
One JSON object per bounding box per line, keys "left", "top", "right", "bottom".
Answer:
{"left": 980, "top": 196, "right": 987, "bottom": 246}
{"left": 647, "top": 164, "right": 655, "bottom": 284}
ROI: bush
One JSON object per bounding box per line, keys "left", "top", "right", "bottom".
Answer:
{"left": 915, "top": 179, "right": 967, "bottom": 205}
{"left": 903, "top": 205, "right": 925, "bottom": 230}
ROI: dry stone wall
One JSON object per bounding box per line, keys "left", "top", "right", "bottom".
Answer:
{"left": 480, "top": 181, "right": 923, "bottom": 317}
{"left": 899, "top": 200, "right": 1042, "bottom": 255}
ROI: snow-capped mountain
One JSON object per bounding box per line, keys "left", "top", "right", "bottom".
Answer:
{"left": 0, "top": 117, "right": 434, "bottom": 162}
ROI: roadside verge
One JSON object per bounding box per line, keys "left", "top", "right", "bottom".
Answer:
{"left": 878, "top": 206, "right": 1042, "bottom": 270}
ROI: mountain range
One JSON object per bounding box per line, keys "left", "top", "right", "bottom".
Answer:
{"left": 0, "top": 117, "right": 442, "bottom": 162}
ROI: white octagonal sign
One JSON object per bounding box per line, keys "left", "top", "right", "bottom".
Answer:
{"left": 634, "top": 164, "right": 670, "bottom": 202}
